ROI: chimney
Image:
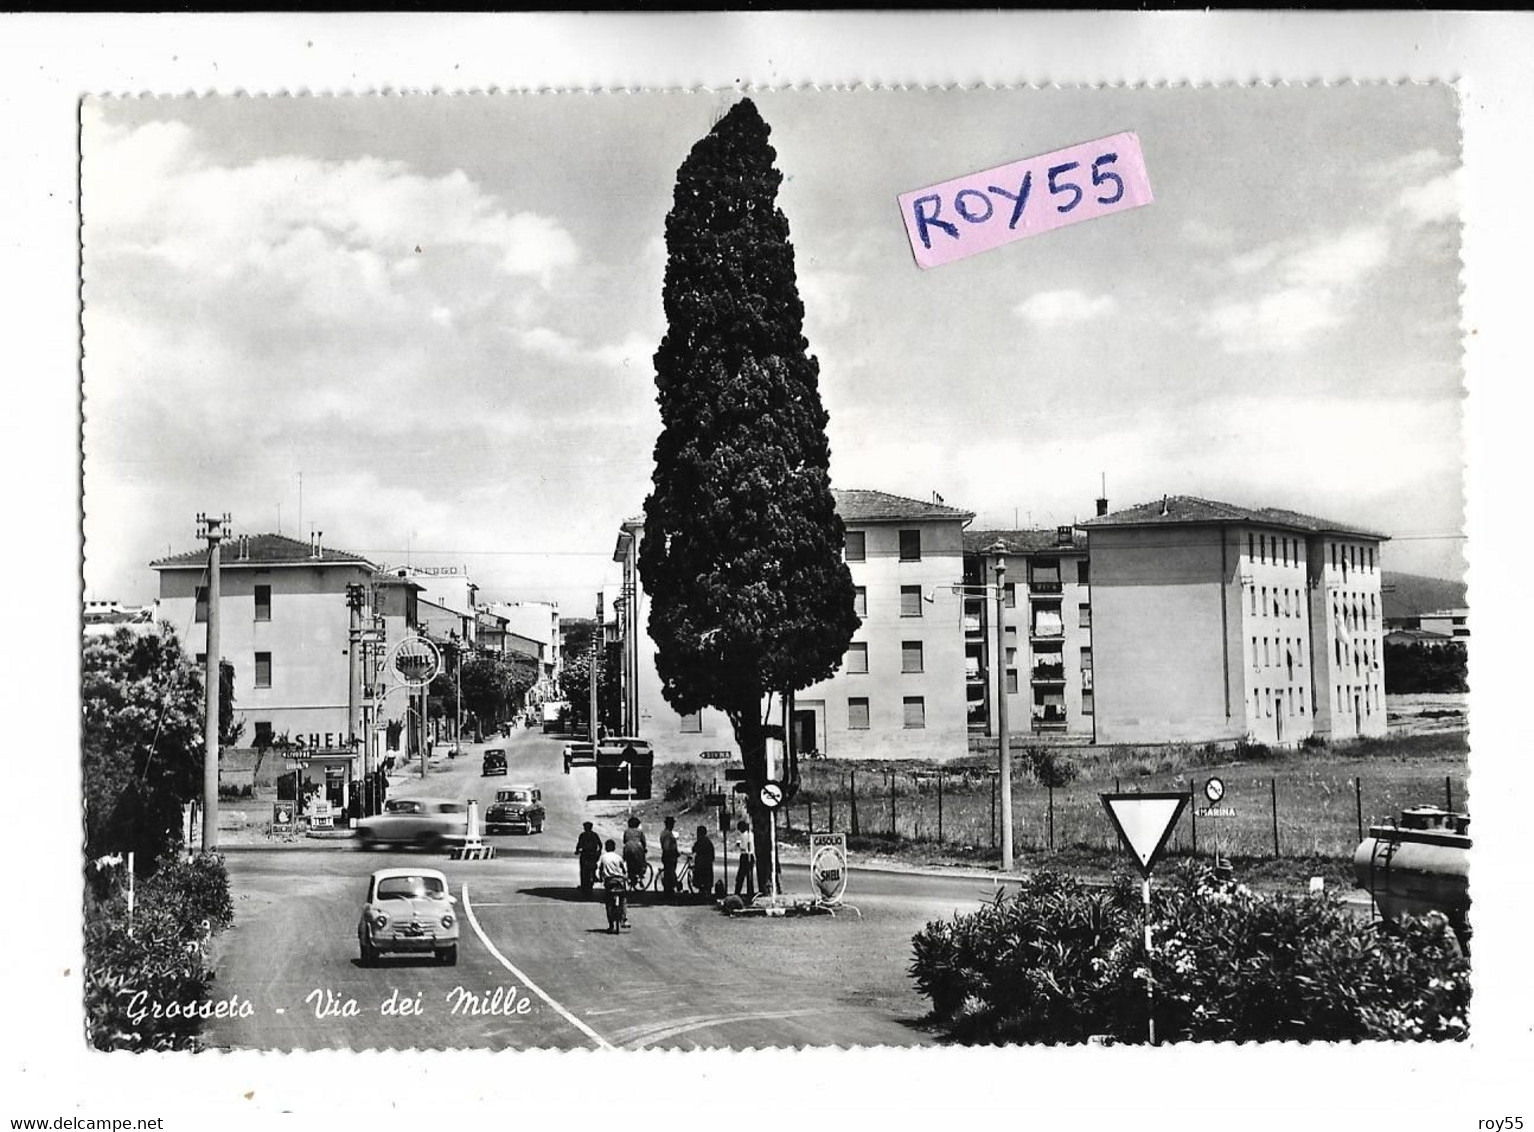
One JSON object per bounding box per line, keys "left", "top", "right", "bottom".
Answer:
{"left": 1160, "top": 495, "right": 1170, "bottom": 517}
{"left": 1056, "top": 524, "right": 1073, "bottom": 547}
{"left": 1096, "top": 472, "right": 1108, "bottom": 517}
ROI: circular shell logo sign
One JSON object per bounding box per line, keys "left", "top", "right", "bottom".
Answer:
{"left": 388, "top": 637, "right": 442, "bottom": 688}
{"left": 809, "top": 834, "right": 847, "bottom": 904}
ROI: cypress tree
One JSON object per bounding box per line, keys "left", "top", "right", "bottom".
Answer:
{"left": 641, "top": 98, "right": 858, "bottom": 892}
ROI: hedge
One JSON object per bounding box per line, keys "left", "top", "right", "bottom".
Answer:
{"left": 910, "top": 866, "right": 1469, "bottom": 1044}
{"left": 83, "top": 852, "right": 235, "bottom": 1051}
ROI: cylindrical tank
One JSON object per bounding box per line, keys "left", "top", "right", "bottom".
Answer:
{"left": 1354, "top": 806, "right": 1470, "bottom": 942}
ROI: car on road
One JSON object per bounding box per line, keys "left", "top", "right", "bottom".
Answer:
{"left": 563, "top": 742, "right": 595, "bottom": 774}
{"left": 485, "top": 785, "right": 546, "bottom": 834}
{"left": 354, "top": 797, "right": 470, "bottom": 851}
{"left": 357, "top": 867, "right": 458, "bottom": 966}
{"left": 482, "top": 748, "right": 508, "bottom": 776}
{"left": 595, "top": 737, "right": 655, "bottom": 799}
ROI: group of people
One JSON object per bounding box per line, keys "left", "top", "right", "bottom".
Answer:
{"left": 574, "top": 815, "right": 763, "bottom": 930}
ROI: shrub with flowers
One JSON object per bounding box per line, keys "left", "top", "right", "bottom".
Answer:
{"left": 910, "top": 865, "right": 1469, "bottom": 1044}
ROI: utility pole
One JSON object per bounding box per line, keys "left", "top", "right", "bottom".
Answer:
{"left": 345, "top": 584, "right": 365, "bottom": 816}
{"left": 454, "top": 635, "right": 463, "bottom": 749}
{"left": 197, "top": 512, "right": 229, "bottom": 852}
{"left": 990, "top": 540, "right": 1014, "bottom": 873}
{"left": 590, "top": 591, "right": 602, "bottom": 752}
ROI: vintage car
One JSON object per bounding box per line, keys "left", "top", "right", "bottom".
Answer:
{"left": 595, "top": 737, "right": 654, "bottom": 799}
{"left": 562, "top": 742, "right": 596, "bottom": 774}
{"left": 354, "top": 797, "right": 469, "bottom": 850}
{"left": 357, "top": 867, "right": 458, "bottom": 966}
{"left": 484, "top": 785, "right": 546, "bottom": 835}
{"left": 481, "top": 749, "right": 508, "bottom": 776}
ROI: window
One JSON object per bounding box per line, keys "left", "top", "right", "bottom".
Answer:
{"left": 846, "top": 642, "right": 869, "bottom": 674}
{"left": 1251, "top": 637, "right": 1259, "bottom": 671}
{"left": 254, "top": 584, "right": 271, "bottom": 621}
{"left": 1006, "top": 669, "right": 1019, "bottom": 694}
{"left": 255, "top": 652, "right": 272, "bottom": 688}
{"left": 1005, "top": 647, "right": 1017, "bottom": 665}
{"left": 1247, "top": 533, "right": 1254, "bottom": 561}
{"left": 1078, "top": 603, "right": 1091, "bottom": 629}
{"left": 195, "top": 586, "right": 208, "bottom": 623}
{"left": 902, "top": 641, "right": 924, "bottom": 673}
{"left": 195, "top": 652, "right": 207, "bottom": 667}
{"left": 1081, "top": 690, "right": 1095, "bottom": 715}
{"left": 253, "top": 721, "right": 274, "bottom": 748}
{"left": 1250, "top": 586, "right": 1257, "bottom": 616}
{"left": 679, "top": 712, "right": 702, "bottom": 734}
{"left": 1263, "top": 637, "right": 1270, "bottom": 667}
{"left": 848, "top": 697, "right": 870, "bottom": 730}
{"left": 845, "top": 531, "right": 866, "bottom": 562}
{"left": 899, "top": 529, "right": 922, "bottom": 561}
{"left": 853, "top": 586, "right": 867, "bottom": 617}
{"left": 1077, "top": 560, "right": 1090, "bottom": 584}
{"left": 1261, "top": 586, "right": 1267, "bottom": 615}
{"left": 1368, "top": 546, "right": 1374, "bottom": 571}
{"left": 1004, "top": 582, "right": 1016, "bottom": 608}
{"left": 900, "top": 586, "right": 922, "bottom": 617}
{"left": 902, "top": 696, "right": 926, "bottom": 729}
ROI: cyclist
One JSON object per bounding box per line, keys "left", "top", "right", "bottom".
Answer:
{"left": 622, "top": 816, "right": 648, "bottom": 889}
{"left": 574, "top": 821, "right": 603, "bottom": 894}
{"left": 691, "top": 825, "right": 716, "bottom": 899}
{"left": 596, "top": 838, "right": 628, "bottom": 933}
{"left": 660, "top": 816, "right": 680, "bottom": 897}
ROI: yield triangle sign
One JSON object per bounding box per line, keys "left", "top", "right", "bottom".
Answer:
{"left": 1100, "top": 792, "right": 1189, "bottom": 877}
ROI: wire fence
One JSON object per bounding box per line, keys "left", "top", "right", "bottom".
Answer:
{"left": 730, "top": 763, "right": 1473, "bottom": 860}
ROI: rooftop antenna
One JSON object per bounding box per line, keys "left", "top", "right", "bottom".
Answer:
{"left": 276, "top": 502, "right": 282, "bottom": 535}
{"left": 297, "top": 471, "right": 303, "bottom": 544}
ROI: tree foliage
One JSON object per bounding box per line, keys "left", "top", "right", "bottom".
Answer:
{"left": 1384, "top": 641, "right": 1467, "bottom": 694}
{"left": 640, "top": 97, "right": 859, "bottom": 889}
{"left": 82, "top": 625, "right": 206, "bottom": 866}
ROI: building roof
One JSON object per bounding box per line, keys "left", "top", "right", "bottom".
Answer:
{"left": 150, "top": 533, "right": 377, "bottom": 570}
{"left": 963, "top": 528, "right": 1088, "bottom": 555}
{"left": 1082, "top": 495, "right": 1388, "bottom": 540}
{"left": 832, "top": 489, "right": 974, "bottom": 524}
{"left": 1385, "top": 628, "right": 1455, "bottom": 644}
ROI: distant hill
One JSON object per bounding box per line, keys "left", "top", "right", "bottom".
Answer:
{"left": 1382, "top": 571, "right": 1467, "bottom": 621}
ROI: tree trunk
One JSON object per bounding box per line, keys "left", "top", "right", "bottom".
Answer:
{"left": 730, "top": 709, "right": 776, "bottom": 896}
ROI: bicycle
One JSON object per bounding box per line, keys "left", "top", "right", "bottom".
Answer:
{"left": 646, "top": 853, "right": 692, "bottom": 894}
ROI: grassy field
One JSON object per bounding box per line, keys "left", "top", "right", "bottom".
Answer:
{"left": 639, "top": 729, "right": 1468, "bottom": 883}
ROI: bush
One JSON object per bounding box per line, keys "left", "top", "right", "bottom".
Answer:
{"left": 1234, "top": 737, "right": 1277, "bottom": 762}
{"left": 83, "top": 852, "right": 235, "bottom": 1051}
{"left": 909, "top": 865, "right": 1469, "bottom": 1044}
{"left": 662, "top": 764, "right": 702, "bottom": 803}
{"left": 1020, "top": 746, "right": 1078, "bottom": 788}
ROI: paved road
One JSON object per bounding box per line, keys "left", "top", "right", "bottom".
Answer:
{"left": 206, "top": 729, "right": 1003, "bottom": 1050}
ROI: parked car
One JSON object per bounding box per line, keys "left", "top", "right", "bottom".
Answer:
{"left": 485, "top": 785, "right": 546, "bottom": 834}
{"left": 562, "top": 742, "right": 596, "bottom": 774}
{"left": 354, "top": 797, "right": 469, "bottom": 851}
{"left": 595, "top": 737, "right": 654, "bottom": 799}
{"left": 357, "top": 867, "right": 458, "bottom": 966}
{"left": 482, "top": 749, "right": 508, "bottom": 776}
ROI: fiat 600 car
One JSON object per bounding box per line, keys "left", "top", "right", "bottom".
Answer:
{"left": 357, "top": 867, "right": 458, "bottom": 966}
{"left": 485, "top": 785, "right": 545, "bottom": 834}
{"left": 354, "top": 797, "right": 469, "bottom": 851}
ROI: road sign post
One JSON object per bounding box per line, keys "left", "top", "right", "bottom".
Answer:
{"left": 1100, "top": 791, "right": 1190, "bottom": 1046}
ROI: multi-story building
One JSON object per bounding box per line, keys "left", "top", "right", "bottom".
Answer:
{"left": 1083, "top": 496, "right": 1388, "bottom": 746}
{"left": 609, "top": 489, "right": 973, "bottom": 762}
{"left": 964, "top": 524, "right": 1094, "bottom": 740}
{"left": 491, "top": 600, "right": 562, "bottom": 681}
{"left": 152, "top": 532, "right": 378, "bottom": 748}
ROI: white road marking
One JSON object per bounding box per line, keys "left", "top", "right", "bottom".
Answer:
{"left": 460, "top": 883, "right": 614, "bottom": 1051}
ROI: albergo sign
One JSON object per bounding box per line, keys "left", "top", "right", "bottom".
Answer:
{"left": 387, "top": 636, "right": 442, "bottom": 688}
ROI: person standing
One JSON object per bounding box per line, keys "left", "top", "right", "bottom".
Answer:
{"left": 734, "top": 820, "right": 755, "bottom": 900}
{"left": 660, "top": 816, "right": 680, "bottom": 897}
{"left": 596, "top": 839, "right": 628, "bottom": 933}
{"left": 622, "top": 816, "right": 649, "bottom": 888}
{"left": 574, "top": 821, "right": 603, "bottom": 893}
{"left": 691, "top": 825, "right": 715, "bottom": 899}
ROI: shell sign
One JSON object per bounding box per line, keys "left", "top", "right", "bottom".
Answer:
{"left": 388, "top": 636, "right": 442, "bottom": 688}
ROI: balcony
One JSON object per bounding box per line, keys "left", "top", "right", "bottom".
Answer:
{"left": 963, "top": 615, "right": 982, "bottom": 634}
{"left": 1028, "top": 580, "right": 1063, "bottom": 596}
{"left": 1031, "top": 663, "right": 1066, "bottom": 684}
{"left": 1031, "top": 708, "right": 1068, "bottom": 733}
{"left": 1029, "top": 623, "right": 1065, "bottom": 641}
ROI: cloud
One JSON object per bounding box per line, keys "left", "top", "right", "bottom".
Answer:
{"left": 1014, "top": 289, "right": 1118, "bottom": 327}
{"left": 1199, "top": 226, "right": 1391, "bottom": 354}
{"left": 1398, "top": 171, "right": 1460, "bottom": 229}
{"left": 799, "top": 269, "right": 859, "bottom": 327}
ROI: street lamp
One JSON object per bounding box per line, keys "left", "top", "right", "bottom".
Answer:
{"left": 988, "top": 540, "right": 1014, "bottom": 873}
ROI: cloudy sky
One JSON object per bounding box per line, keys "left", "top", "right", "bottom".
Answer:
{"left": 82, "top": 84, "right": 1464, "bottom": 607}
